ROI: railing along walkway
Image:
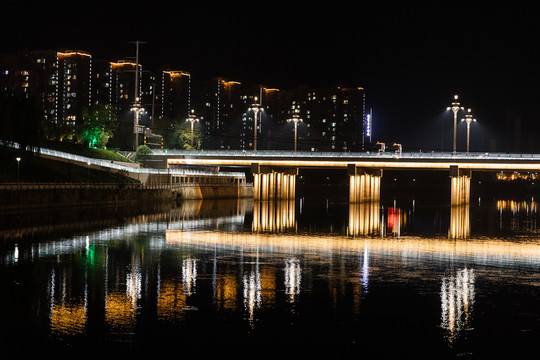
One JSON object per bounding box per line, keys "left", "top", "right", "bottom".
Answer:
{"left": 0, "top": 182, "right": 254, "bottom": 191}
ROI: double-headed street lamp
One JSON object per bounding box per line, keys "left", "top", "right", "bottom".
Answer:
{"left": 186, "top": 110, "right": 199, "bottom": 149}
{"left": 249, "top": 103, "right": 263, "bottom": 151}
{"left": 287, "top": 109, "right": 303, "bottom": 152}
{"left": 447, "top": 94, "right": 464, "bottom": 153}
{"left": 461, "top": 108, "right": 477, "bottom": 153}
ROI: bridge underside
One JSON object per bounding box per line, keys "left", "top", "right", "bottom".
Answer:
{"left": 167, "top": 155, "right": 490, "bottom": 205}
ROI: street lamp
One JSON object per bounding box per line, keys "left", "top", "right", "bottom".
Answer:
{"left": 287, "top": 109, "right": 303, "bottom": 152}
{"left": 130, "top": 40, "right": 145, "bottom": 151}
{"left": 186, "top": 110, "right": 199, "bottom": 149}
{"left": 447, "top": 94, "right": 464, "bottom": 153}
{"left": 131, "top": 102, "right": 145, "bottom": 150}
{"left": 461, "top": 108, "right": 477, "bottom": 153}
{"left": 248, "top": 103, "right": 263, "bottom": 151}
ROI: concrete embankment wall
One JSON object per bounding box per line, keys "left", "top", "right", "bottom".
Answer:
{"left": 1, "top": 187, "right": 173, "bottom": 209}
{"left": 0, "top": 184, "right": 253, "bottom": 210}
{"left": 175, "top": 184, "right": 253, "bottom": 200}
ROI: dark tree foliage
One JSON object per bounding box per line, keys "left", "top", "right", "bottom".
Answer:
{"left": 0, "top": 94, "right": 42, "bottom": 152}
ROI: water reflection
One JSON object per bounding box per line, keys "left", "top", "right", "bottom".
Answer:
{"left": 157, "top": 276, "right": 187, "bottom": 321}
{"left": 497, "top": 199, "right": 537, "bottom": 232}
{"left": 449, "top": 205, "right": 470, "bottom": 239}
{"left": 243, "top": 266, "right": 262, "bottom": 325}
{"left": 49, "top": 269, "right": 88, "bottom": 339}
{"left": 285, "top": 257, "right": 302, "bottom": 302}
{"left": 441, "top": 268, "right": 475, "bottom": 345}
{"left": 348, "top": 201, "right": 381, "bottom": 237}
{"left": 182, "top": 258, "right": 197, "bottom": 296}
{"left": 252, "top": 200, "right": 296, "bottom": 232}
{"left": 1, "top": 197, "right": 540, "bottom": 355}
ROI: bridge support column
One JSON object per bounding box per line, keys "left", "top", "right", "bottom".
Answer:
{"left": 449, "top": 166, "right": 471, "bottom": 206}
{"left": 449, "top": 166, "right": 471, "bottom": 238}
{"left": 251, "top": 163, "right": 298, "bottom": 201}
{"left": 348, "top": 165, "right": 382, "bottom": 203}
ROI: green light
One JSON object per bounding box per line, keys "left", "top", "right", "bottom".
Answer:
{"left": 84, "top": 243, "right": 96, "bottom": 269}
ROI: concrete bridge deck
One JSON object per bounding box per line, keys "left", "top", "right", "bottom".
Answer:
{"left": 159, "top": 150, "right": 540, "bottom": 172}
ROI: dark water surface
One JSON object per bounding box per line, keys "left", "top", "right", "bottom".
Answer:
{"left": 1, "top": 191, "right": 539, "bottom": 358}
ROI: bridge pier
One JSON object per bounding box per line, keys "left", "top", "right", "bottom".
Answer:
{"left": 449, "top": 166, "right": 471, "bottom": 238}
{"left": 348, "top": 165, "right": 383, "bottom": 203}
{"left": 449, "top": 166, "right": 471, "bottom": 206}
{"left": 251, "top": 163, "right": 298, "bottom": 201}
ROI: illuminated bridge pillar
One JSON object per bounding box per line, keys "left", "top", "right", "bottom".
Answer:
{"left": 348, "top": 165, "right": 383, "bottom": 203}
{"left": 450, "top": 166, "right": 471, "bottom": 206}
{"left": 251, "top": 163, "right": 298, "bottom": 201}
{"left": 449, "top": 166, "right": 471, "bottom": 238}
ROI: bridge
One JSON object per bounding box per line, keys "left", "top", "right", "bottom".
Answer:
{"left": 26, "top": 145, "right": 540, "bottom": 206}
{"left": 155, "top": 149, "right": 540, "bottom": 205}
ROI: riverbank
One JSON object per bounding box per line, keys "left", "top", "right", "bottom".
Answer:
{"left": 0, "top": 183, "right": 253, "bottom": 210}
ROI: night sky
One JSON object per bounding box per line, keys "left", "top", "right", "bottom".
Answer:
{"left": 3, "top": 1, "right": 540, "bottom": 152}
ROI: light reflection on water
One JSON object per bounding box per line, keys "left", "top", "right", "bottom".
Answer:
{"left": 0, "top": 197, "right": 539, "bottom": 357}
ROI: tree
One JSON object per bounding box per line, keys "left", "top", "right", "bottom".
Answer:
{"left": 152, "top": 116, "right": 202, "bottom": 150}
{"left": 136, "top": 144, "right": 152, "bottom": 159}
{"left": 176, "top": 120, "right": 202, "bottom": 150}
{"left": 0, "top": 93, "right": 42, "bottom": 152}
{"left": 78, "top": 104, "right": 117, "bottom": 148}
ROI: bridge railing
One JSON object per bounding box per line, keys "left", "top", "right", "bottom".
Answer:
{"left": 151, "top": 149, "right": 540, "bottom": 161}
{"left": 36, "top": 148, "right": 246, "bottom": 177}
{"left": 0, "top": 182, "right": 252, "bottom": 191}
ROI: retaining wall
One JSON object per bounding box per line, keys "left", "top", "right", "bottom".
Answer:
{"left": 0, "top": 184, "right": 253, "bottom": 210}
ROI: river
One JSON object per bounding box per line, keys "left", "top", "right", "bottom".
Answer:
{"left": 0, "top": 184, "right": 539, "bottom": 358}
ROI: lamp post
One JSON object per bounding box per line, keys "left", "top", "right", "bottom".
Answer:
{"left": 131, "top": 103, "right": 144, "bottom": 150}
{"left": 447, "top": 94, "right": 464, "bottom": 153}
{"left": 249, "top": 103, "right": 263, "bottom": 151}
{"left": 186, "top": 110, "right": 199, "bottom": 149}
{"left": 287, "top": 110, "right": 303, "bottom": 152}
{"left": 461, "top": 108, "right": 476, "bottom": 153}
{"left": 130, "top": 40, "right": 145, "bottom": 150}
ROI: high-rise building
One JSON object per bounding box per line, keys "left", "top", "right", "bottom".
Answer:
{"left": 257, "top": 85, "right": 366, "bottom": 151}
{"left": 161, "top": 70, "right": 191, "bottom": 121}
{"left": 192, "top": 78, "right": 253, "bottom": 149}
{"left": 0, "top": 49, "right": 93, "bottom": 140}
{"left": 91, "top": 59, "right": 112, "bottom": 107}
{"left": 0, "top": 50, "right": 57, "bottom": 122}
{"left": 1, "top": 46, "right": 370, "bottom": 152}
{"left": 108, "top": 60, "right": 141, "bottom": 149}
{"left": 56, "top": 50, "right": 92, "bottom": 127}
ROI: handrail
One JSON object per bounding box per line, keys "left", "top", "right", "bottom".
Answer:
{"left": 149, "top": 149, "right": 540, "bottom": 161}
{"left": 38, "top": 147, "right": 247, "bottom": 176}
{"left": 0, "top": 182, "right": 253, "bottom": 191}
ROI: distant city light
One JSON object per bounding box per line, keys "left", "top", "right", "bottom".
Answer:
{"left": 366, "top": 113, "right": 372, "bottom": 138}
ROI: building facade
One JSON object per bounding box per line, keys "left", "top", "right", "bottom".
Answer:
{"left": 1, "top": 47, "right": 370, "bottom": 152}
{"left": 56, "top": 50, "right": 92, "bottom": 127}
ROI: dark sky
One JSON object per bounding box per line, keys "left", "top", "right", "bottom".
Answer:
{"left": 3, "top": 1, "right": 540, "bottom": 151}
